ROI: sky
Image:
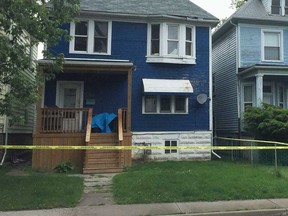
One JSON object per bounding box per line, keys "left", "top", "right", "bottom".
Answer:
{"left": 190, "top": 0, "right": 236, "bottom": 20}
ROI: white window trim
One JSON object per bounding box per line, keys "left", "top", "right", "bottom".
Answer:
{"left": 270, "top": 0, "right": 288, "bottom": 15}
{"left": 277, "top": 83, "right": 285, "bottom": 108}
{"left": 261, "top": 29, "right": 283, "bottom": 62}
{"left": 69, "top": 20, "right": 112, "bottom": 55}
{"left": 241, "top": 82, "right": 255, "bottom": 115}
{"left": 142, "top": 95, "right": 189, "bottom": 114}
{"left": 56, "top": 81, "right": 84, "bottom": 108}
{"left": 146, "top": 23, "right": 196, "bottom": 65}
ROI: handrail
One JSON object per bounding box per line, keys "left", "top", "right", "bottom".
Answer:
{"left": 118, "top": 108, "right": 123, "bottom": 141}
{"left": 85, "top": 108, "right": 93, "bottom": 143}
{"left": 39, "top": 107, "right": 90, "bottom": 133}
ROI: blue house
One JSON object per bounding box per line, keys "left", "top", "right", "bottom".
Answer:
{"left": 33, "top": 0, "right": 218, "bottom": 173}
{"left": 213, "top": 0, "right": 288, "bottom": 138}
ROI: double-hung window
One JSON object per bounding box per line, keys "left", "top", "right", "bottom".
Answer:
{"left": 70, "top": 20, "right": 111, "bottom": 54}
{"left": 262, "top": 30, "right": 282, "bottom": 61}
{"left": 243, "top": 84, "right": 254, "bottom": 112}
{"left": 271, "top": 0, "right": 288, "bottom": 15}
{"left": 147, "top": 23, "right": 196, "bottom": 64}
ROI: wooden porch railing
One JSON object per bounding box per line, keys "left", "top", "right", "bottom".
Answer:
{"left": 85, "top": 108, "right": 93, "bottom": 143}
{"left": 37, "top": 108, "right": 90, "bottom": 133}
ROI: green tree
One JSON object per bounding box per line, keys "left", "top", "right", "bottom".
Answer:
{"left": 0, "top": 0, "right": 79, "bottom": 122}
{"left": 231, "top": 0, "right": 248, "bottom": 9}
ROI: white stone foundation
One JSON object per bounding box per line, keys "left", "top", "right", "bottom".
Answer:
{"left": 132, "top": 131, "right": 212, "bottom": 161}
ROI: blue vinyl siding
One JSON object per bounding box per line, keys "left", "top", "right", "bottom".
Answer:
{"left": 44, "top": 73, "right": 127, "bottom": 115}
{"left": 240, "top": 25, "right": 288, "bottom": 67}
{"left": 49, "top": 22, "right": 211, "bottom": 132}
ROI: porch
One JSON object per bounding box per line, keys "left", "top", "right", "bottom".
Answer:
{"left": 32, "top": 107, "right": 132, "bottom": 173}
{"left": 33, "top": 59, "right": 133, "bottom": 173}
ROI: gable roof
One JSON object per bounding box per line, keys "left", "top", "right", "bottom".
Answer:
{"left": 79, "top": 0, "right": 218, "bottom": 22}
{"left": 213, "top": 0, "right": 288, "bottom": 41}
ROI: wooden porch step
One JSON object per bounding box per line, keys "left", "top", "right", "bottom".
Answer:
{"left": 86, "top": 158, "right": 120, "bottom": 164}
{"left": 86, "top": 153, "right": 119, "bottom": 159}
{"left": 83, "top": 168, "right": 123, "bottom": 174}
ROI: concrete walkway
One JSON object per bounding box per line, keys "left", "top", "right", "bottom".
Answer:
{"left": 0, "top": 199, "right": 288, "bottom": 216}
{"left": 1, "top": 174, "right": 288, "bottom": 216}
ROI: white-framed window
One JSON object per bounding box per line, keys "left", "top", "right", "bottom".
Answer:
{"left": 263, "top": 84, "right": 274, "bottom": 105}
{"left": 242, "top": 83, "right": 255, "bottom": 112}
{"left": 271, "top": 0, "right": 288, "bottom": 15}
{"left": 143, "top": 95, "right": 188, "bottom": 114}
{"left": 147, "top": 23, "right": 196, "bottom": 64}
{"left": 277, "top": 85, "right": 285, "bottom": 108}
{"left": 165, "top": 140, "right": 177, "bottom": 154}
{"left": 262, "top": 30, "right": 283, "bottom": 61}
{"left": 69, "top": 20, "right": 112, "bottom": 55}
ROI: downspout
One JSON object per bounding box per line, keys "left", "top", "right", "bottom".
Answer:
{"left": 209, "top": 26, "right": 220, "bottom": 159}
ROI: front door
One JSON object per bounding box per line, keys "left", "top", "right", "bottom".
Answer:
{"left": 56, "top": 81, "right": 84, "bottom": 131}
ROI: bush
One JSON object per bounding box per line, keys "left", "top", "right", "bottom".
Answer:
{"left": 244, "top": 104, "right": 288, "bottom": 164}
{"left": 54, "top": 161, "right": 74, "bottom": 173}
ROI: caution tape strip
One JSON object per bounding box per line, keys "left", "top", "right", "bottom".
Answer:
{"left": 215, "top": 136, "right": 288, "bottom": 146}
{"left": 1, "top": 145, "right": 288, "bottom": 150}
{"left": 0, "top": 137, "right": 287, "bottom": 150}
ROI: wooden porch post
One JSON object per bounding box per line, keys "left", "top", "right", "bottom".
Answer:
{"left": 127, "top": 67, "right": 132, "bottom": 132}
{"left": 255, "top": 74, "right": 263, "bottom": 107}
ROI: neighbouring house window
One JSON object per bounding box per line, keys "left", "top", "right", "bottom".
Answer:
{"left": 70, "top": 20, "right": 111, "bottom": 54}
{"left": 263, "top": 85, "right": 273, "bottom": 105}
{"left": 143, "top": 95, "right": 188, "bottom": 114}
{"left": 151, "top": 24, "right": 160, "bottom": 55}
{"left": 262, "top": 30, "right": 282, "bottom": 61}
{"left": 165, "top": 140, "right": 177, "bottom": 154}
{"left": 271, "top": 0, "right": 288, "bottom": 15}
{"left": 271, "top": 0, "right": 281, "bottom": 14}
{"left": 147, "top": 23, "right": 196, "bottom": 64}
{"left": 243, "top": 85, "right": 253, "bottom": 111}
{"left": 278, "top": 86, "right": 284, "bottom": 108}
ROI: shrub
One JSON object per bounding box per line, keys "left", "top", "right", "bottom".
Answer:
{"left": 54, "top": 161, "right": 74, "bottom": 173}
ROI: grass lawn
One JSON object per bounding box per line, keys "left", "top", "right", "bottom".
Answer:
{"left": 0, "top": 165, "right": 83, "bottom": 211}
{"left": 113, "top": 161, "right": 288, "bottom": 204}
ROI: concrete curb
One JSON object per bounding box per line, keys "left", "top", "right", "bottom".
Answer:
{"left": 1, "top": 199, "right": 288, "bottom": 216}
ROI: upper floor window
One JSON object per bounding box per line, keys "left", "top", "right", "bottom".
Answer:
{"left": 271, "top": 0, "right": 288, "bottom": 15}
{"left": 262, "top": 30, "right": 283, "bottom": 61}
{"left": 70, "top": 20, "right": 112, "bottom": 55}
{"left": 147, "top": 23, "right": 196, "bottom": 64}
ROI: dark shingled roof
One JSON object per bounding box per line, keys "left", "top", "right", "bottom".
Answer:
{"left": 213, "top": 0, "right": 288, "bottom": 41}
{"left": 79, "top": 0, "right": 218, "bottom": 21}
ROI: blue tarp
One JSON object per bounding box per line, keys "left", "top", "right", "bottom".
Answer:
{"left": 91, "top": 112, "right": 117, "bottom": 133}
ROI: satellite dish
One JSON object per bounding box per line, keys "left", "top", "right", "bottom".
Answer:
{"left": 197, "top": 93, "right": 208, "bottom": 104}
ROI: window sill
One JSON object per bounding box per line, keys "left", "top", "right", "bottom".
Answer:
{"left": 69, "top": 50, "right": 111, "bottom": 55}
{"left": 146, "top": 56, "right": 196, "bottom": 65}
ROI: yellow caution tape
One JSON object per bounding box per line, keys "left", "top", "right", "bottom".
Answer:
{"left": 215, "top": 136, "right": 288, "bottom": 146}
{"left": 1, "top": 145, "right": 288, "bottom": 150}
{"left": 0, "top": 137, "right": 287, "bottom": 150}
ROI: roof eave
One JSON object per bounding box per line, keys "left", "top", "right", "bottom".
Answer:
{"left": 79, "top": 10, "right": 219, "bottom": 26}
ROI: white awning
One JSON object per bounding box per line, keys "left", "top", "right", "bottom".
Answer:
{"left": 142, "top": 78, "right": 193, "bottom": 95}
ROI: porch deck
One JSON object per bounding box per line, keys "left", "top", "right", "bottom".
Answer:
{"left": 32, "top": 108, "right": 132, "bottom": 173}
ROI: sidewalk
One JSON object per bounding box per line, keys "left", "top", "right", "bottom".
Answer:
{"left": 1, "top": 199, "right": 288, "bottom": 216}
